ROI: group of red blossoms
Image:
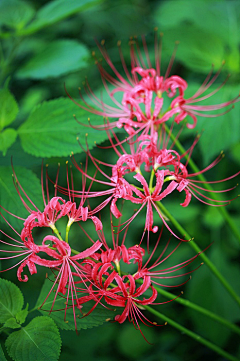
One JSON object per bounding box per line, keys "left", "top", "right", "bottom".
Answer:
{"left": 0, "top": 34, "right": 239, "bottom": 337}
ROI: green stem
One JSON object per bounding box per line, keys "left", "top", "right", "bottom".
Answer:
{"left": 144, "top": 305, "right": 239, "bottom": 361}
{"left": 164, "top": 124, "right": 240, "bottom": 245}
{"left": 153, "top": 285, "right": 240, "bottom": 336}
{"left": 51, "top": 225, "right": 64, "bottom": 241}
{"left": 149, "top": 169, "right": 155, "bottom": 192}
{"left": 156, "top": 201, "right": 240, "bottom": 307}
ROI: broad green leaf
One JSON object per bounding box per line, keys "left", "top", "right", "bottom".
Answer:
{"left": 0, "top": 0, "right": 35, "bottom": 30}
{"left": 3, "top": 318, "right": 21, "bottom": 329}
{"left": 35, "top": 279, "right": 116, "bottom": 331}
{"left": 0, "top": 128, "right": 18, "bottom": 156}
{"left": 18, "top": 98, "right": 110, "bottom": 158}
{"left": 154, "top": 1, "right": 240, "bottom": 74}
{"left": 0, "top": 278, "right": 23, "bottom": 323}
{"left": 22, "top": 0, "right": 101, "bottom": 34}
{"left": 17, "top": 40, "right": 89, "bottom": 80}
{"left": 188, "top": 244, "right": 240, "bottom": 346}
{"left": 0, "top": 166, "right": 43, "bottom": 230}
{"left": 16, "top": 304, "right": 29, "bottom": 325}
{"left": 0, "top": 344, "right": 7, "bottom": 361}
{"left": 5, "top": 316, "right": 61, "bottom": 361}
{"left": 159, "top": 25, "right": 224, "bottom": 74}
{"left": 155, "top": 1, "right": 240, "bottom": 48}
{"left": 0, "top": 88, "right": 19, "bottom": 131}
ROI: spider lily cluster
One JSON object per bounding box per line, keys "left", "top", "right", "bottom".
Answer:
{"left": 0, "top": 33, "right": 239, "bottom": 338}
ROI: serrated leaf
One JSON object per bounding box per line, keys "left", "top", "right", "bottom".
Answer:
{"left": 0, "top": 344, "right": 7, "bottom": 361}
{"left": 23, "top": 0, "right": 100, "bottom": 34}
{"left": 0, "top": 278, "right": 24, "bottom": 323}
{"left": 35, "top": 279, "right": 116, "bottom": 331}
{"left": 16, "top": 304, "right": 29, "bottom": 325}
{"left": 0, "top": 88, "right": 19, "bottom": 131}
{"left": 5, "top": 316, "right": 61, "bottom": 361}
{"left": 3, "top": 318, "right": 21, "bottom": 329}
{"left": 0, "top": 166, "right": 43, "bottom": 230}
{"left": 17, "top": 40, "right": 89, "bottom": 80}
{"left": 18, "top": 98, "right": 110, "bottom": 158}
{"left": 0, "top": 128, "right": 18, "bottom": 156}
{"left": 0, "top": 0, "right": 35, "bottom": 30}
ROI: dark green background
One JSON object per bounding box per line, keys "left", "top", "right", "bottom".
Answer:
{"left": 0, "top": 0, "right": 240, "bottom": 360}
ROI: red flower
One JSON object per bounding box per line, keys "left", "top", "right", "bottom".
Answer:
{"left": 66, "top": 35, "right": 239, "bottom": 137}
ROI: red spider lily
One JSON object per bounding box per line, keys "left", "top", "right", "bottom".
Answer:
{"left": 160, "top": 147, "right": 240, "bottom": 207}
{"left": 170, "top": 64, "right": 239, "bottom": 129}
{"left": 0, "top": 212, "right": 48, "bottom": 282}
{"left": 124, "top": 171, "right": 187, "bottom": 241}
{"left": 37, "top": 235, "right": 102, "bottom": 330}
{"left": 66, "top": 33, "right": 239, "bottom": 137}
{"left": 72, "top": 225, "right": 204, "bottom": 340}
{"left": 0, "top": 163, "right": 103, "bottom": 284}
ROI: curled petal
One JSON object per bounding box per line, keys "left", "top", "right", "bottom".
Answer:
{"left": 110, "top": 198, "right": 122, "bottom": 219}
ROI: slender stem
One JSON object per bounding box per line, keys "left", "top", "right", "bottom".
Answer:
{"left": 153, "top": 285, "right": 240, "bottom": 336}
{"left": 149, "top": 169, "right": 155, "bottom": 192}
{"left": 156, "top": 201, "right": 240, "bottom": 307}
{"left": 50, "top": 225, "right": 64, "bottom": 241}
{"left": 164, "top": 124, "right": 240, "bottom": 245}
{"left": 144, "top": 305, "right": 239, "bottom": 361}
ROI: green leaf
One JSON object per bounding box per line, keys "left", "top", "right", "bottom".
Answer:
{"left": 154, "top": 1, "right": 240, "bottom": 74}
{"left": 0, "top": 0, "right": 35, "bottom": 30}
{"left": 0, "top": 128, "right": 18, "bottom": 156}
{"left": 35, "top": 279, "right": 116, "bottom": 331}
{"left": 155, "top": 1, "right": 240, "bottom": 48}
{"left": 18, "top": 98, "right": 110, "bottom": 158}
{"left": 16, "top": 304, "right": 29, "bottom": 325}
{"left": 160, "top": 25, "right": 224, "bottom": 73}
{"left": 22, "top": 0, "right": 101, "bottom": 34}
{"left": 0, "top": 344, "right": 7, "bottom": 361}
{"left": 0, "top": 278, "right": 24, "bottom": 323}
{"left": 5, "top": 316, "right": 61, "bottom": 361}
{"left": 17, "top": 40, "right": 89, "bottom": 80}
{"left": 3, "top": 318, "right": 21, "bottom": 329}
{"left": 0, "top": 166, "right": 43, "bottom": 230}
{"left": 0, "top": 88, "right": 19, "bottom": 131}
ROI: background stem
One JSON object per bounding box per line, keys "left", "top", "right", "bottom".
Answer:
{"left": 156, "top": 201, "right": 240, "bottom": 307}
{"left": 144, "top": 305, "right": 239, "bottom": 361}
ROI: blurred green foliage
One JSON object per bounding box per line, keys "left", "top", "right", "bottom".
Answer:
{"left": 0, "top": 0, "right": 240, "bottom": 360}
